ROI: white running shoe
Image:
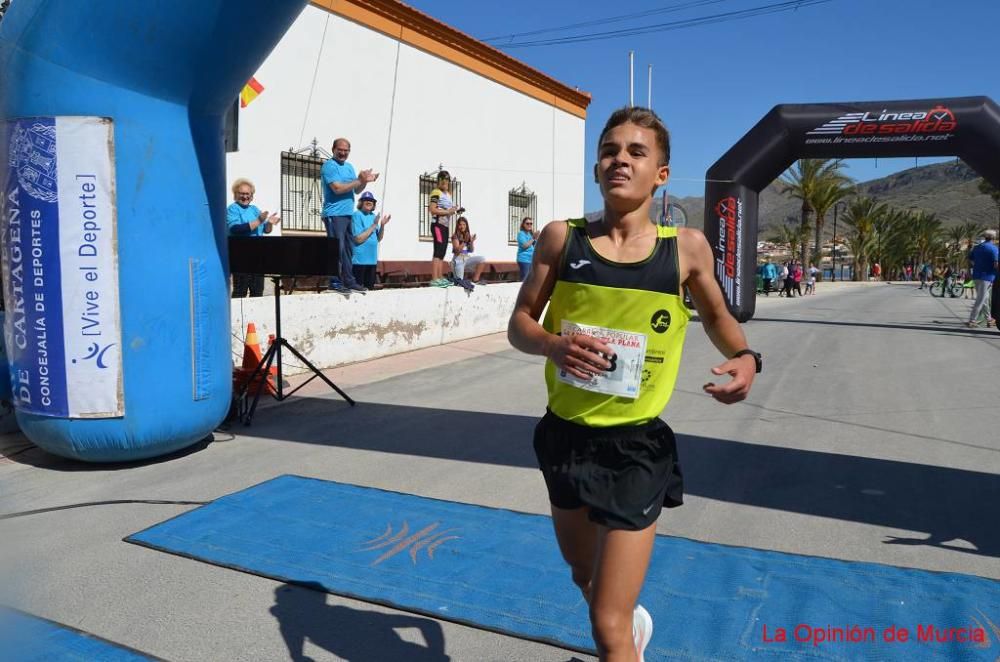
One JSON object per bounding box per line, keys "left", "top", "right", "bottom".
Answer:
{"left": 633, "top": 604, "right": 653, "bottom": 662}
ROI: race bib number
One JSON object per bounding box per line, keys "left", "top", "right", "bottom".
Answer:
{"left": 557, "top": 321, "right": 646, "bottom": 399}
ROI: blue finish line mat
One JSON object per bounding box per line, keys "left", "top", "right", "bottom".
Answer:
{"left": 0, "top": 609, "right": 160, "bottom": 661}
{"left": 126, "top": 475, "right": 1000, "bottom": 660}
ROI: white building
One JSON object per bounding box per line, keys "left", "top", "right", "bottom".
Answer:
{"left": 226, "top": 0, "right": 590, "bottom": 264}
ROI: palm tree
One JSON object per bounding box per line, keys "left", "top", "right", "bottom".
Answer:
{"left": 910, "top": 211, "right": 944, "bottom": 270}
{"left": 961, "top": 221, "right": 987, "bottom": 257}
{"left": 946, "top": 224, "right": 966, "bottom": 268}
{"left": 781, "top": 159, "right": 851, "bottom": 266}
{"left": 809, "top": 177, "right": 854, "bottom": 266}
{"left": 875, "top": 208, "right": 914, "bottom": 279}
{"left": 841, "top": 196, "right": 887, "bottom": 280}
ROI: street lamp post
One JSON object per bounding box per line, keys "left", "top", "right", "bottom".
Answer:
{"left": 832, "top": 201, "right": 846, "bottom": 282}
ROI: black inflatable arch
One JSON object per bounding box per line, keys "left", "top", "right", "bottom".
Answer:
{"left": 704, "top": 96, "right": 1000, "bottom": 322}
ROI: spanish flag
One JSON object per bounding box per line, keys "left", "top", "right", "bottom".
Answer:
{"left": 240, "top": 77, "right": 264, "bottom": 108}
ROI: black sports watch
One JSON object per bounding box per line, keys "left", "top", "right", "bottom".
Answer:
{"left": 731, "top": 349, "right": 762, "bottom": 374}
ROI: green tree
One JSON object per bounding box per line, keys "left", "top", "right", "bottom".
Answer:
{"left": 809, "top": 178, "right": 855, "bottom": 266}
{"left": 955, "top": 221, "right": 987, "bottom": 266}
{"left": 945, "top": 224, "right": 965, "bottom": 268}
{"left": 781, "top": 159, "right": 851, "bottom": 267}
{"left": 875, "top": 208, "right": 915, "bottom": 279}
{"left": 910, "top": 211, "right": 945, "bottom": 270}
{"left": 841, "top": 196, "right": 887, "bottom": 280}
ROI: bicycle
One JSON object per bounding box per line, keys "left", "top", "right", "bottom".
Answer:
{"left": 956, "top": 278, "right": 975, "bottom": 299}
{"left": 929, "top": 277, "right": 963, "bottom": 298}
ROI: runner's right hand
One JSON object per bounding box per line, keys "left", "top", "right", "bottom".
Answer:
{"left": 545, "top": 333, "right": 612, "bottom": 380}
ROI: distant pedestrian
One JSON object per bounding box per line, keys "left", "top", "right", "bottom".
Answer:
{"left": 793, "top": 263, "right": 804, "bottom": 296}
{"left": 967, "top": 230, "right": 999, "bottom": 327}
{"left": 805, "top": 264, "right": 817, "bottom": 295}
{"left": 762, "top": 261, "right": 778, "bottom": 296}
{"left": 780, "top": 262, "right": 793, "bottom": 297}
{"left": 919, "top": 263, "right": 932, "bottom": 289}
{"left": 516, "top": 217, "right": 538, "bottom": 281}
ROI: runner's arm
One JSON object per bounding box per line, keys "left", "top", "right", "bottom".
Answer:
{"left": 679, "top": 228, "right": 756, "bottom": 403}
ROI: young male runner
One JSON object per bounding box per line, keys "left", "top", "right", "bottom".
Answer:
{"left": 508, "top": 107, "right": 760, "bottom": 661}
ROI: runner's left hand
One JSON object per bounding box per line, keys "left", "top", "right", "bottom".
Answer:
{"left": 702, "top": 356, "right": 755, "bottom": 404}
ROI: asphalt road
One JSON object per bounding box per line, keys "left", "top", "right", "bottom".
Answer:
{"left": 1, "top": 281, "right": 997, "bottom": 661}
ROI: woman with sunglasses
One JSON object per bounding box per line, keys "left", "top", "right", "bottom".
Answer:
{"left": 516, "top": 216, "right": 538, "bottom": 281}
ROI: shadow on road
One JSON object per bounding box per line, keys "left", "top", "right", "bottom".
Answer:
{"left": 271, "top": 583, "right": 450, "bottom": 662}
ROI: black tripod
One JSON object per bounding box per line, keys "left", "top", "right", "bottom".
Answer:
{"left": 240, "top": 275, "right": 355, "bottom": 425}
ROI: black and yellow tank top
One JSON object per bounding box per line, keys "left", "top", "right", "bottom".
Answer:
{"left": 543, "top": 218, "right": 691, "bottom": 427}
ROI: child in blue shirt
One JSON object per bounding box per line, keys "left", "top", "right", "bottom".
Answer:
{"left": 351, "top": 191, "right": 390, "bottom": 289}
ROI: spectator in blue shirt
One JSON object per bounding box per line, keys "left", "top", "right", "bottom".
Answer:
{"left": 351, "top": 191, "right": 391, "bottom": 289}
{"left": 322, "top": 138, "right": 378, "bottom": 293}
{"left": 227, "top": 178, "right": 280, "bottom": 297}
{"left": 967, "top": 229, "right": 999, "bottom": 327}
{"left": 516, "top": 217, "right": 538, "bottom": 281}
{"left": 761, "top": 261, "right": 778, "bottom": 296}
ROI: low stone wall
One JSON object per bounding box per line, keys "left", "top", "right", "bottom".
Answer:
{"left": 231, "top": 283, "right": 521, "bottom": 374}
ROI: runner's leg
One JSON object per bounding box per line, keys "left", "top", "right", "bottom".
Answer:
{"left": 589, "top": 523, "right": 657, "bottom": 661}
{"left": 551, "top": 505, "right": 599, "bottom": 603}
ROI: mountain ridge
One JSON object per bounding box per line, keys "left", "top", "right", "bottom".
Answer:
{"left": 586, "top": 160, "right": 998, "bottom": 235}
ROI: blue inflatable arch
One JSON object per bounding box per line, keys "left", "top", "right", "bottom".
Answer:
{"left": 0, "top": 0, "right": 307, "bottom": 461}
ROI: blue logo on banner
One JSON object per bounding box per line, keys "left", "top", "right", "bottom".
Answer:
{"left": 74, "top": 342, "right": 115, "bottom": 369}
{"left": 3, "top": 118, "right": 70, "bottom": 416}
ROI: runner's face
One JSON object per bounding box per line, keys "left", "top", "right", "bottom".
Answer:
{"left": 596, "top": 122, "right": 668, "bottom": 205}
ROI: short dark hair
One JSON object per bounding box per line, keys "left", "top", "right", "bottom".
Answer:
{"left": 598, "top": 107, "right": 670, "bottom": 166}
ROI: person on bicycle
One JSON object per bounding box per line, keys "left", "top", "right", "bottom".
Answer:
{"left": 942, "top": 264, "right": 954, "bottom": 295}
{"left": 967, "top": 230, "right": 999, "bottom": 328}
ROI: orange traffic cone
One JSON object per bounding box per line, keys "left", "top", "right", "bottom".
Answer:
{"left": 235, "top": 323, "right": 277, "bottom": 396}
{"left": 242, "top": 323, "right": 264, "bottom": 372}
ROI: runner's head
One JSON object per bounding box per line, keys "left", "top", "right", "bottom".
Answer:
{"left": 595, "top": 107, "right": 670, "bottom": 204}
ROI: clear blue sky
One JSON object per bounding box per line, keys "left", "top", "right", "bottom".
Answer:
{"left": 405, "top": 0, "right": 1000, "bottom": 212}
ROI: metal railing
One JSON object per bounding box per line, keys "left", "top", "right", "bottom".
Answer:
{"left": 508, "top": 184, "right": 537, "bottom": 244}
{"left": 279, "top": 151, "right": 326, "bottom": 232}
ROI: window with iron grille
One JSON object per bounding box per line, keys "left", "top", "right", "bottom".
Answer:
{"left": 508, "top": 183, "right": 537, "bottom": 245}
{"left": 418, "top": 172, "right": 462, "bottom": 241}
{"left": 280, "top": 151, "right": 326, "bottom": 232}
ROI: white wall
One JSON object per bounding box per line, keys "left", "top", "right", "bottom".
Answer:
{"left": 231, "top": 284, "right": 521, "bottom": 374}
{"left": 226, "top": 5, "right": 586, "bottom": 262}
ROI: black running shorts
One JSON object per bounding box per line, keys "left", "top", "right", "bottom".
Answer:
{"left": 432, "top": 223, "right": 450, "bottom": 260}
{"left": 532, "top": 409, "right": 684, "bottom": 530}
